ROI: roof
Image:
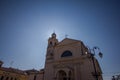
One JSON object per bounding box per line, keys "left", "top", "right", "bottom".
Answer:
{"left": 25, "top": 69, "right": 39, "bottom": 74}
{"left": 0, "top": 67, "right": 26, "bottom": 75}
{"left": 57, "top": 38, "right": 82, "bottom": 47}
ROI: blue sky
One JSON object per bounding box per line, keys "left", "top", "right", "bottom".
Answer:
{"left": 0, "top": 0, "right": 120, "bottom": 80}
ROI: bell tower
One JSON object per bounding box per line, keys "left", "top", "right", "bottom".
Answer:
{"left": 46, "top": 33, "right": 58, "bottom": 60}
{"left": 44, "top": 33, "right": 58, "bottom": 80}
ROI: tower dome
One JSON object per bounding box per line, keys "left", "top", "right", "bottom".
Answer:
{"left": 51, "top": 32, "right": 56, "bottom": 38}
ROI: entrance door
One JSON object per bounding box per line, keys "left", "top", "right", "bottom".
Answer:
{"left": 57, "top": 70, "right": 67, "bottom": 80}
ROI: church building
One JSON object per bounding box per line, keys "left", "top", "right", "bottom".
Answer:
{"left": 43, "top": 33, "right": 103, "bottom": 80}
{"left": 0, "top": 33, "right": 103, "bottom": 80}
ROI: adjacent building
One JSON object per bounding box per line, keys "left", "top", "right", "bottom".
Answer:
{"left": 0, "top": 61, "right": 28, "bottom": 80}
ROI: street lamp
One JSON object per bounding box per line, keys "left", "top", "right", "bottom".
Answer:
{"left": 88, "top": 46, "right": 103, "bottom": 80}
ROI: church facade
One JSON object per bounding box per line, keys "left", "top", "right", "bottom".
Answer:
{"left": 44, "top": 33, "right": 103, "bottom": 80}
{"left": 0, "top": 33, "right": 103, "bottom": 80}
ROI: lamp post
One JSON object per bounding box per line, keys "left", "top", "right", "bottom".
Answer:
{"left": 88, "top": 46, "right": 103, "bottom": 80}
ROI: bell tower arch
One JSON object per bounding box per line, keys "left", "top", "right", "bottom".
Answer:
{"left": 48, "top": 33, "right": 58, "bottom": 48}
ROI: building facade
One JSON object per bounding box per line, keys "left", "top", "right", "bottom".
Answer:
{"left": 44, "top": 33, "right": 103, "bottom": 80}
{"left": 0, "top": 33, "right": 103, "bottom": 80}
{"left": 0, "top": 61, "right": 28, "bottom": 80}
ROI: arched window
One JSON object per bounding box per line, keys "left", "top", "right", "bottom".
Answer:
{"left": 50, "top": 42, "right": 52, "bottom": 45}
{"left": 61, "top": 51, "right": 72, "bottom": 57}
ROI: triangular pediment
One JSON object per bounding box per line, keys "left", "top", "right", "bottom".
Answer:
{"left": 57, "top": 38, "right": 82, "bottom": 47}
